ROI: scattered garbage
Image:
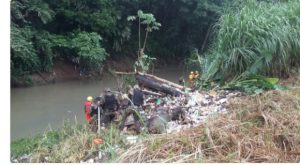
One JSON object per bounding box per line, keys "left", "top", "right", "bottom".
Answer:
{"left": 126, "top": 136, "right": 138, "bottom": 144}
{"left": 137, "top": 89, "right": 242, "bottom": 134}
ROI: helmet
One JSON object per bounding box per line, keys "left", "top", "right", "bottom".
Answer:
{"left": 86, "top": 96, "right": 93, "bottom": 102}
{"left": 195, "top": 71, "right": 199, "bottom": 74}
{"left": 190, "top": 71, "right": 194, "bottom": 74}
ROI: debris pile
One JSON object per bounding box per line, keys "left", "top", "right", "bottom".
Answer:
{"left": 124, "top": 89, "right": 242, "bottom": 135}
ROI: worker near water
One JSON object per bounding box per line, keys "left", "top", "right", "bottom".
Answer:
{"left": 84, "top": 96, "right": 94, "bottom": 124}
{"left": 89, "top": 96, "right": 103, "bottom": 132}
{"left": 119, "top": 84, "right": 145, "bottom": 133}
{"left": 101, "top": 88, "right": 119, "bottom": 127}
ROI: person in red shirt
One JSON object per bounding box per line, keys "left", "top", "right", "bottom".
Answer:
{"left": 84, "top": 96, "right": 93, "bottom": 123}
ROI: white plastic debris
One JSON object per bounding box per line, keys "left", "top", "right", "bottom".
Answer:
{"left": 126, "top": 136, "right": 138, "bottom": 144}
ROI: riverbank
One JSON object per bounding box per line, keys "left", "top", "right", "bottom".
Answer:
{"left": 11, "top": 71, "right": 300, "bottom": 162}
{"left": 11, "top": 56, "right": 186, "bottom": 88}
{"left": 11, "top": 56, "right": 135, "bottom": 88}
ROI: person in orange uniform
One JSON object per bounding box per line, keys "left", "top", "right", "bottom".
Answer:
{"left": 84, "top": 96, "right": 93, "bottom": 124}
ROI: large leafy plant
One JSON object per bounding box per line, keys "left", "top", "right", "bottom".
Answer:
{"left": 127, "top": 10, "right": 161, "bottom": 73}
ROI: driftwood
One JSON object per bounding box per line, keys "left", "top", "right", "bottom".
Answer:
{"left": 114, "top": 71, "right": 136, "bottom": 75}
{"left": 114, "top": 70, "right": 189, "bottom": 96}
{"left": 142, "top": 89, "right": 163, "bottom": 97}
{"left": 136, "top": 72, "right": 188, "bottom": 96}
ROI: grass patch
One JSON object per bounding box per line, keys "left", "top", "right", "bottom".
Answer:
{"left": 11, "top": 131, "right": 60, "bottom": 159}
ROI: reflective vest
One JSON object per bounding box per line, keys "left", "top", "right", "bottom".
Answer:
{"left": 84, "top": 101, "right": 92, "bottom": 123}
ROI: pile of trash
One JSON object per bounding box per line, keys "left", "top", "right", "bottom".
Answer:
{"left": 124, "top": 89, "right": 243, "bottom": 135}
{"left": 166, "top": 90, "right": 242, "bottom": 133}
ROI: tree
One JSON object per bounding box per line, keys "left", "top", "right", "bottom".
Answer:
{"left": 127, "top": 10, "right": 161, "bottom": 73}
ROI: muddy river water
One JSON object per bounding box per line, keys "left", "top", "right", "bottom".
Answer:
{"left": 11, "top": 65, "right": 188, "bottom": 141}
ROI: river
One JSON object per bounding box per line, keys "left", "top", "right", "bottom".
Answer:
{"left": 11, "top": 65, "right": 188, "bottom": 141}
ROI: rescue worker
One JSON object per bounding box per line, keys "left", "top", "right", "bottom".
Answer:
{"left": 132, "top": 84, "right": 144, "bottom": 107}
{"left": 88, "top": 96, "right": 103, "bottom": 132}
{"left": 188, "top": 71, "right": 195, "bottom": 87}
{"left": 84, "top": 96, "right": 94, "bottom": 125}
{"left": 101, "top": 88, "right": 119, "bottom": 127}
{"left": 119, "top": 84, "right": 144, "bottom": 133}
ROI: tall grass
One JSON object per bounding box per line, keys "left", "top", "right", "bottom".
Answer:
{"left": 201, "top": 0, "right": 300, "bottom": 82}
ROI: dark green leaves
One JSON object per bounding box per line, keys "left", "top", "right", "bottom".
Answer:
{"left": 51, "top": 32, "right": 108, "bottom": 70}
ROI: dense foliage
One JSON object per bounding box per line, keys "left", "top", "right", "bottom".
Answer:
{"left": 199, "top": 0, "right": 300, "bottom": 83}
{"left": 11, "top": 0, "right": 300, "bottom": 88}
{"left": 11, "top": 0, "right": 230, "bottom": 84}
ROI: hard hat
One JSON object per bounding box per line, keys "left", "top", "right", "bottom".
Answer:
{"left": 190, "top": 71, "right": 194, "bottom": 74}
{"left": 195, "top": 71, "right": 199, "bottom": 74}
{"left": 87, "top": 96, "right": 93, "bottom": 102}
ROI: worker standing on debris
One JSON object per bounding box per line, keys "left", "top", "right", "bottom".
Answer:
{"left": 119, "top": 84, "right": 144, "bottom": 133}
{"left": 188, "top": 71, "right": 195, "bottom": 87}
{"left": 84, "top": 96, "right": 94, "bottom": 124}
{"left": 133, "top": 84, "right": 144, "bottom": 107}
{"left": 101, "top": 88, "right": 119, "bottom": 127}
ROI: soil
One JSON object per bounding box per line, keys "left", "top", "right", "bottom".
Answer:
{"left": 13, "top": 57, "right": 136, "bottom": 87}
{"left": 12, "top": 55, "right": 184, "bottom": 88}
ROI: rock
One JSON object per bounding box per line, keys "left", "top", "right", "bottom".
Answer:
{"left": 148, "top": 112, "right": 170, "bottom": 134}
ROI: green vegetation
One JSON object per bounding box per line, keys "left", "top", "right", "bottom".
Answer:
{"left": 11, "top": 122, "right": 123, "bottom": 162}
{"left": 198, "top": 0, "right": 300, "bottom": 83}
{"left": 127, "top": 10, "right": 161, "bottom": 73}
{"left": 11, "top": 0, "right": 300, "bottom": 162}
{"left": 11, "top": 131, "right": 60, "bottom": 159}
{"left": 11, "top": 0, "right": 231, "bottom": 85}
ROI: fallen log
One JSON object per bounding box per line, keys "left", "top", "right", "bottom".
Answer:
{"left": 135, "top": 72, "right": 188, "bottom": 96}
{"left": 138, "top": 72, "right": 188, "bottom": 90}
{"left": 142, "top": 89, "right": 163, "bottom": 97}
{"left": 114, "top": 71, "right": 136, "bottom": 75}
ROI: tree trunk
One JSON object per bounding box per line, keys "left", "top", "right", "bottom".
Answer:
{"left": 135, "top": 72, "right": 189, "bottom": 96}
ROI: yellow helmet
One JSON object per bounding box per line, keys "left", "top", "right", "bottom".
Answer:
{"left": 86, "top": 96, "right": 93, "bottom": 102}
